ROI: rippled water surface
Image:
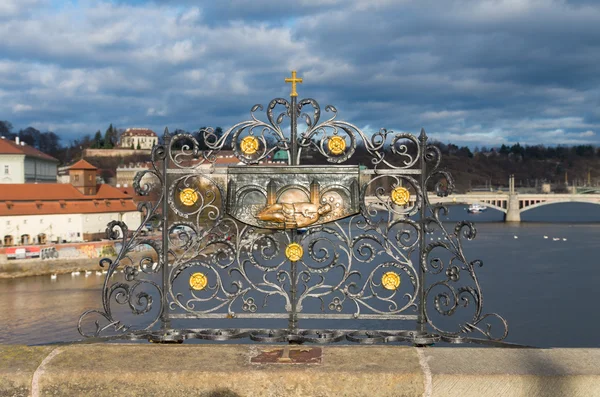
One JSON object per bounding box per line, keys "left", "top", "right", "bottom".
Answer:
{"left": 1, "top": 203, "right": 600, "bottom": 347}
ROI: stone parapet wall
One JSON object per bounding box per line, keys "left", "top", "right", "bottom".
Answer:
{"left": 83, "top": 149, "right": 151, "bottom": 158}
{"left": 1, "top": 344, "right": 599, "bottom": 396}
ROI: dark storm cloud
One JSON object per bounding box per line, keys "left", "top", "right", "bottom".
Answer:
{"left": 0, "top": 0, "right": 599, "bottom": 146}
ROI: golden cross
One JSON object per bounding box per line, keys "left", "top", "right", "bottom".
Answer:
{"left": 284, "top": 70, "right": 303, "bottom": 97}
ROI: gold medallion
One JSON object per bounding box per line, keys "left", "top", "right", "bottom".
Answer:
{"left": 285, "top": 243, "right": 304, "bottom": 262}
{"left": 189, "top": 272, "right": 208, "bottom": 291}
{"left": 180, "top": 188, "right": 198, "bottom": 206}
{"left": 381, "top": 271, "right": 401, "bottom": 291}
{"left": 240, "top": 136, "right": 259, "bottom": 155}
{"left": 391, "top": 186, "right": 410, "bottom": 206}
{"left": 328, "top": 136, "right": 346, "bottom": 155}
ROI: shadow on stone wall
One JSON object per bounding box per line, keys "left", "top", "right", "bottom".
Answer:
{"left": 522, "top": 349, "right": 571, "bottom": 396}
{"left": 203, "top": 389, "right": 241, "bottom": 397}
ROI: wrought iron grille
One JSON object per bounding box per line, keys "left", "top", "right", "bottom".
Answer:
{"left": 79, "top": 73, "right": 509, "bottom": 345}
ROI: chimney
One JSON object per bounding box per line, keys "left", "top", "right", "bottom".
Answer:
{"left": 15, "top": 136, "right": 19, "bottom": 145}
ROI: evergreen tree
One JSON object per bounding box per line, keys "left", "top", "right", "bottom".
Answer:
{"left": 92, "top": 130, "right": 103, "bottom": 149}
{"left": 136, "top": 141, "right": 141, "bottom": 150}
{"left": 103, "top": 123, "right": 116, "bottom": 149}
{"left": 0, "top": 120, "right": 15, "bottom": 139}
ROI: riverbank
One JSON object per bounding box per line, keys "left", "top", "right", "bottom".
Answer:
{"left": 1, "top": 344, "right": 599, "bottom": 396}
{"left": 0, "top": 252, "right": 158, "bottom": 279}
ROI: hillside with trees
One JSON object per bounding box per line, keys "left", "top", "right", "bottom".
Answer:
{"left": 1, "top": 120, "right": 599, "bottom": 193}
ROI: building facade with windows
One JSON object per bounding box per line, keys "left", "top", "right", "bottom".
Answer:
{"left": 118, "top": 128, "right": 158, "bottom": 150}
{"left": 0, "top": 136, "right": 59, "bottom": 183}
{"left": 0, "top": 160, "right": 141, "bottom": 246}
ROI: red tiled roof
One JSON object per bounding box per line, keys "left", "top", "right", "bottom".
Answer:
{"left": 0, "top": 200, "right": 137, "bottom": 216}
{"left": 0, "top": 183, "right": 130, "bottom": 201}
{"left": 94, "top": 184, "right": 132, "bottom": 199}
{"left": 0, "top": 184, "right": 82, "bottom": 201}
{"left": 0, "top": 183, "right": 138, "bottom": 216}
{"left": 69, "top": 159, "right": 97, "bottom": 170}
{"left": 117, "top": 187, "right": 159, "bottom": 203}
{"left": 122, "top": 128, "right": 157, "bottom": 137}
{"left": 0, "top": 138, "right": 59, "bottom": 162}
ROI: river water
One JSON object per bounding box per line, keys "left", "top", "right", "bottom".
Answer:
{"left": 1, "top": 203, "right": 600, "bottom": 347}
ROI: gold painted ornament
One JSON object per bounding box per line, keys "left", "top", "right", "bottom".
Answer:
{"left": 180, "top": 188, "right": 198, "bottom": 206}
{"left": 285, "top": 243, "right": 304, "bottom": 261}
{"left": 391, "top": 186, "right": 410, "bottom": 206}
{"left": 381, "top": 271, "right": 401, "bottom": 291}
{"left": 240, "top": 136, "right": 259, "bottom": 155}
{"left": 284, "top": 70, "right": 303, "bottom": 97}
{"left": 189, "top": 272, "right": 208, "bottom": 291}
{"left": 328, "top": 136, "right": 346, "bottom": 155}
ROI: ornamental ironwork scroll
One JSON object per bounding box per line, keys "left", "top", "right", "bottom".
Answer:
{"left": 79, "top": 71, "right": 509, "bottom": 345}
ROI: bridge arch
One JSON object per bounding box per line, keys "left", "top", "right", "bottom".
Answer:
{"left": 450, "top": 198, "right": 507, "bottom": 214}
{"left": 520, "top": 199, "right": 600, "bottom": 213}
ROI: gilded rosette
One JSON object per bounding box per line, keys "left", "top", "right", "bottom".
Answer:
{"left": 381, "top": 271, "right": 401, "bottom": 291}
{"left": 285, "top": 243, "right": 304, "bottom": 261}
{"left": 240, "top": 136, "right": 259, "bottom": 155}
{"left": 391, "top": 186, "right": 410, "bottom": 206}
{"left": 328, "top": 136, "right": 346, "bottom": 155}
{"left": 189, "top": 272, "right": 208, "bottom": 291}
{"left": 180, "top": 188, "right": 198, "bottom": 206}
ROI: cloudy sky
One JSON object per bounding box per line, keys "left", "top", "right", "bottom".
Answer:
{"left": 1, "top": 0, "right": 599, "bottom": 146}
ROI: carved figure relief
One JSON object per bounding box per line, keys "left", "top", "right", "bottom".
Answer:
{"left": 226, "top": 166, "right": 360, "bottom": 230}
{"left": 257, "top": 201, "right": 332, "bottom": 228}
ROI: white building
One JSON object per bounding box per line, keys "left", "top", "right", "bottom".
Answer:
{"left": 119, "top": 128, "right": 158, "bottom": 150}
{"left": 0, "top": 136, "right": 59, "bottom": 183}
{"left": 0, "top": 160, "right": 141, "bottom": 246}
{"left": 116, "top": 161, "right": 156, "bottom": 188}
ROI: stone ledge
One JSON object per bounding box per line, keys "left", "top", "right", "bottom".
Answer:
{"left": 1, "top": 344, "right": 600, "bottom": 397}
{"left": 423, "top": 348, "right": 600, "bottom": 397}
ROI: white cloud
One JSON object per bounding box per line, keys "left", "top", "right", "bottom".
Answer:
{"left": 0, "top": 0, "right": 45, "bottom": 17}
{"left": 420, "top": 110, "right": 467, "bottom": 121}
{"left": 578, "top": 130, "right": 595, "bottom": 137}
{"left": 147, "top": 107, "right": 168, "bottom": 117}
{"left": 179, "top": 7, "right": 201, "bottom": 24}
{"left": 0, "top": 0, "right": 599, "bottom": 147}
{"left": 12, "top": 104, "right": 33, "bottom": 113}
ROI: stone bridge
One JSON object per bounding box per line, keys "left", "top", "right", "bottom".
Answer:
{"left": 429, "top": 192, "right": 600, "bottom": 222}
{"left": 365, "top": 176, "right": 600, "bottom": 222}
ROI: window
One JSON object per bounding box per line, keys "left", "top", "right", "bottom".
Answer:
{"left": 74, "top": 175, "right": 79, "bottom": 182}
{"left": 6, "top": 221, "right": 9, "bottom": 226}
{"left": 40, "top": 219, "right": 43, "bottom": 224}
{"left": 23, "top": 220, "right": 27, "bottom": 224}
{"left": 68, "top": 218, "right": 71, "bottom": 223}
{"left": 4, "top": 165, "right": 8, "bottom": 175}
{"left": 89, "top": 175, "right": 92, "bottom": 181}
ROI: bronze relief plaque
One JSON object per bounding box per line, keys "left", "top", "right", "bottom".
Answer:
{"left": 226, "top": 165, "right": 360, "bottom": 229}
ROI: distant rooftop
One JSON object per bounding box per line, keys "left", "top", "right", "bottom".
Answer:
{"left": 69, "top": 159, "right": 97, "bottom": 171}
{"left": 0, "top": 137, "right": 59, "bottom": 162}
{"left": 121, "top": 128, "right": 158, "bottom": 137}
